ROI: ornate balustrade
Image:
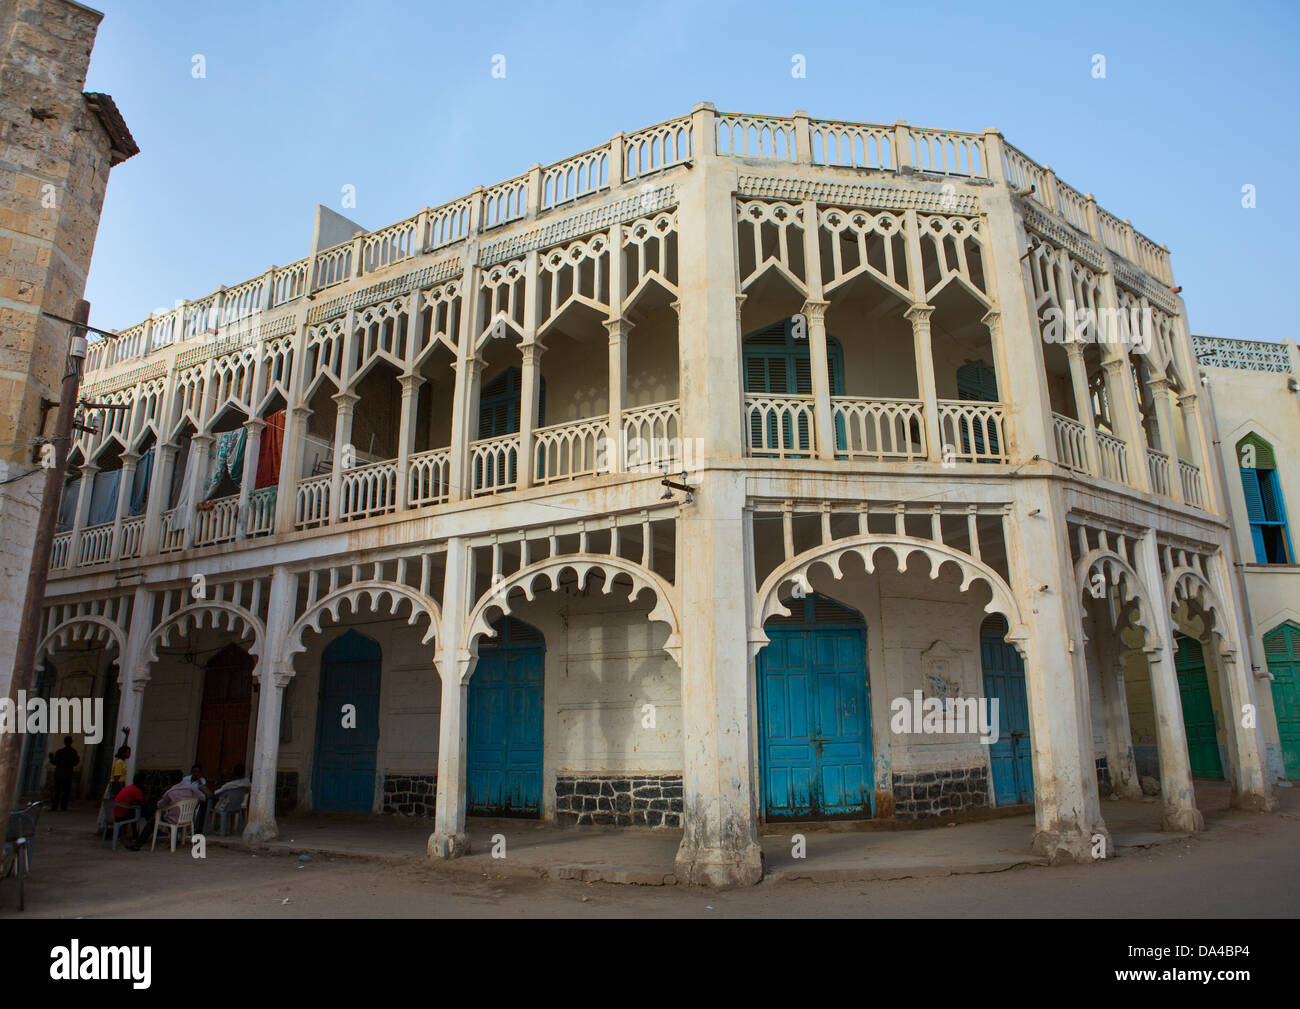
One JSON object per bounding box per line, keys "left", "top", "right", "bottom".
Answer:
{"left": 193, "top": 494, "right": 240, "bottom": 547}
{"left": 1179, "top": 459, "right": 1206, "bottom": 508}
{"left": 49, "top": 531, "right": 70, "bottom": 570}
{"left": 1146, "top": 448, "right": 1172, "bottom": 497}
{"left": 832, "top": 397, "right": 925, "bottom": 461}
{"left": 118, "top": 516, "right": 144, "bottom": 559}
{"left": 340, "top": 459, "right": 398, "bottom": 521}
{"left": 622, "top": 400, "right": 681, "bottom": 471}
{"left": 246, "top": 486, "right": 277, "bottom": 537}
{"left": 937, "top": 401, "right": 1008, "bottom": 463}
{"left": 1052, "top": 412, "right": 1090, "bottom": 474}
{"left": 745, "top": 395, "right": 816, "bottom": 458}
{"left": 160, "top": 508, "right": 185, "bottom": 553}
{"left": 76, "top": 522, "right": 114, "bottom": 566}
{"left": 470, "top": 434, "right": 519, "bottom": 496}
{"left": 1097, "top": 430, "right": 1130, "bottom": 485}
{"left": 294, "top": 474, "right": 331, "bottom": 530}
{"left": 534, "top": 417, "right": 608, "bottom": 485}
{"left": 409, "top": 448, "right": 452, "bottom": 507}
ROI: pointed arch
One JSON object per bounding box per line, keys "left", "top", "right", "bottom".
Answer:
{"left": 1075, "top": 548, "right": 1160, "bottom": 640}
{"left": 461, "top": 553, "right": 680, "bottom": 681}
{"left": 753, "top": 533, "right": 1025, "bottom": 659}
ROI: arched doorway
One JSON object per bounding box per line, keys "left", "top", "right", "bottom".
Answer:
{"left": 313, "top": 630, "right": 382, "bottom": 811}
{"left": 197, "top": 644, "right": 253, "bottom": 785}
{"left": 467, "top": 616, "right": 544, "bottom": 817}
{"left": 980, "top": 615, "right": 1033, "bottom": 805}
{"left": 757, "top": 592, "right": 871, "bottom": 820}
{"left": 1174, "top": 634, "right": 1224, "bottom": 779}
{"left": 1264, "top": 623, "right": 1300, "bottom": 779}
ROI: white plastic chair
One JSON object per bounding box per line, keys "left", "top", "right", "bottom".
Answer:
{"left": 150, "top": 797, "right": 199, "bottom": 852}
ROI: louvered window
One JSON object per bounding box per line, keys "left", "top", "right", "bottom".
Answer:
{"left": 1237, "top": 434, "right": 1292, "bottom": 564}
{"left": 743, "top": 318, "right": 844, "bottom": 456}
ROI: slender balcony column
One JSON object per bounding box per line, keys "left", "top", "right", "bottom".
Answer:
{"left": 1176, "top": 392, "right": 1212, "bottom": 508}
{"left": 803, "top": 300, "right": 835, "bottom": 459}
{"left": 66, "top": 462, "right": 98, "bottom": 566}
{"left": 1064, "top": 342, "right": 1101, "bottom": 475}
{"left": 236, "top": 417, "right": 265, "bottom": 539}
{"left": 905, "top": 305, "right": 942, "bottom": 460}
{"left": 245, "top": 566, "right": 296, "bottom": 843}
{"left": 394, "top": 373, "right": 425, "bottom": 511}
{"left": 109, "top": 452, "right": 138, "bottom": 559}
{"left": 447, "top": 356, "right": 481, "bottom": 502}
{"left": 517, "top": 341, "right": 544, "bottom": 488}
{"left": 274, "top": 404, "right": 312, "bottom": 533}
{"left": 1100, "top": 357, "right": 1151, "bottom": 492}
{"left": 603, "top": 318, "right": 630, "bottom": 473}
{"left": 329, "top": 391, "right": 360, "bottom": 523}
{"left": 113, "top": 584, "right": 155, "bottom": 780}
{"left": 1148, "top": 375, "right": 1184, "bottom": 503}
{"left": 141, "top": 443, "right": 176, "bottom": 555}
{"left": 981, "top": 310, "right": 1019, "bottom": 460}
{"left": 180, "top": 434, "right": 213, "bottom": 549}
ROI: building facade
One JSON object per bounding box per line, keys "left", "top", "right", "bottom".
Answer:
{"left": 35, "top": 104, "right": 1277, "bottom": 887}
{"left": 1194, "top": 334, "right": 1300, "bottom": 785}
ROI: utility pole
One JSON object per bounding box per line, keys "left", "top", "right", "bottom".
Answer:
{"left": 0, "top": 300, "right": 89, "bottom": 822}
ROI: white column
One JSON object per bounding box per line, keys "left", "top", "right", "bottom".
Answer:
{"left": 395, "top": 373, "right": 424, "bottom": 510}
{"left": 109, "top": 452, "right": 138, "bottom": 560}
{"left": 604, "top": 319, "right": 629, "bottom": 473}
{"left": 66, "top": 462, "right": 98, "bottom": 566}
{"left": 429, "top": 537, "right": 472, "bottom": 858}
{"left": 1134, "top": 530, "right": 1204, "bottom": 832}
{"left": 274, "top": 404, "right": 311, "bottom": 533}
{"left": 115, "top": 584, "right": 155, "bottom": 781}
{"left": 1100, "top": 356, "right": 1151, "bottom": 492}
{"left": 1064, "top": 342, "right": 1101, "bottom": 475}
{"left": 906, "top": 305, "right": 942, "bottom": 461}
{"left": 517, "top": 342, "right": 543, "bottom": 488}
{"left": 329, "top": 391, "right": 359, "bottom": 523}
{"left": 1149, "top": 376, "right": 1184, "bottom": 503}
{"left": 244, "top": 566, "right": 296, "bottom": 842}
{"left": 141, "top": 442, "right": 176, "bottom": 555}
{"left": 236, "top": 417, "right": 264, "bottom": 539}
{"left": 180, "top": 434, "right": 212, "bottom": 549}
{"left": 804, "top": 300, "right": 835, "bottom": 458}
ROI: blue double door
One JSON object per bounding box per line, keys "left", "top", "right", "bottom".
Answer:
{"left": 314, "top": 631, "right": 382, "bottom": 812}
{"left": 980, "top": 617, "right": 1034, "bottom": 805}
{"left": 758, "top": 595, "right": 873, "bottom": 820}
{"left": 467, "top": 618, "right": 545, "bottom": 817}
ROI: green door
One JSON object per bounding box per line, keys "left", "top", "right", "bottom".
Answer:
{"left": 1174, "top": 634, "right": 1224, "bottom": 779}
{"left": 1264, "top": 623, "right": 1300, "bottom": 780}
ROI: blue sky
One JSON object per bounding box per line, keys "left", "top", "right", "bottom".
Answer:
{"left": 83, "top": 0, "right": 1298, "bottom": 340}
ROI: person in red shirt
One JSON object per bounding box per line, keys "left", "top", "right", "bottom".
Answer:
{"left": 113, "top": 773, "right": 150, "bottom": 849}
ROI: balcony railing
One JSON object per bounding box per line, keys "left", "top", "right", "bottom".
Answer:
{"left": 1146, "top": 448, "right": 1172, "bottom": 497}
{"left": 50, "top": 531, "right": 70, "bottom": 570}
{"left": 408, "top": 448, "right": 452, "bottom": 507}
{"left": 534, "top": 417, "right": 608, "bottom": 486}
{"left": 77, "top": 521, "right": 115, "bottom": 566}
{"left": 194, "top": 494, "right": 240, "bottom": 547}
{"left": 833, "top": 397, "right": 925, "bottom": 462}
{"left": 1097, "top": 430, "right": 1130, "bottom": 485}
{"left": 622, "top": 400, "right": 681, "bottom": 471}
{"left": 746, "top": 395, "right": 816, "bottom": 458}
{"left": 1179, "top": 459, "right": 1206, "bottom": 508}
{"left": 246, "top": 486, "right": 277, "bottom": 537}
{"left": 471, "top": 434, "right": 519, "bottom": 496}
{"left": 340, "top": 459, "right": 398, "bottom": 521}
{"left": 119, "top": 515, "right": 144, "bottom": 559}
{"left": 1051, "top": 412, "right": 1090, "bottom": 475}
{"left": 160, "top": 508, "right": 185, "bottom": 553}
{"left": 937, "top": 401, "right": 1007, "bottom": 463}
{"left": 295, "top": 474, "right": 331, "bottom": 530}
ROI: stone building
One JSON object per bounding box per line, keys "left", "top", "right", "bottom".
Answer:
{"left": 34, "top": 104, "right": 1277, "bottom": 887}
{"left": 1192, "top": 335, "right": 1300, "bottom": 785}
{"left": 0, "top": 0, "right": 136, "bottom": 701}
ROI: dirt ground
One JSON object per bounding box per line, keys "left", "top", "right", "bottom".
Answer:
{"left": 4, "top": 788, "right": 1298, "bottom": 918}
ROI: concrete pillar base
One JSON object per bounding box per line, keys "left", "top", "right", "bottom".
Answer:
{"left": 242, "top": 819, "right": 277, "bottom": 844}
{"left": 427, "top": 832, "right": 471, "bottom": 860}
{"left": 1031, "top": 825, "right": 1108, "bottom": 864}
{"left": 1229, "top": 789, "right": 1278, "bottom": 813}
{"left": 673, "top": 842, "right": 764, "bottom": 889}
{"left": 1159, "top": 806, "right": 1205, "bottom": 833}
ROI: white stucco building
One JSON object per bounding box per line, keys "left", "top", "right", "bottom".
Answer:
{"left": 29, "top": 105, "right": 1279, "bottom": 887}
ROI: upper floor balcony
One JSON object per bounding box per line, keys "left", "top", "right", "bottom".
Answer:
{"left": 50, "top": 105, "right": 1213, "bottom": 579}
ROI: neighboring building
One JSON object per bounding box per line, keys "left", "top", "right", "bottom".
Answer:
{"left": 1193, "top": 334, "right": 1300, "bottom": 785}
{"left": 0, "top": 0, "right": 136, "bottom": 728}
{"left": 36, "top": 104, "right": 1276, "bottom": 888}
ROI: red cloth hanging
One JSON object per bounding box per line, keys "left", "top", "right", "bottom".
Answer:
{"left": 255, "top": 410, "right": 285, "bottom": 488}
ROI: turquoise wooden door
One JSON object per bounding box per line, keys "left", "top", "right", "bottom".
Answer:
{"left": 313, "top": 631, "right": 382, "bottom": 811}
{"left": 758, "top": 594, "right": 871, "bottom": 820}
{"left": 467, "top": 617, "right": 544, "bottom": 817}
{"left": 1174, "top": 634, "right": 1224, "bottom": 779}
{"left": 980, "top": 616, "right": 1034, "bottom": 805}
{"left": 1265, "top": 623, "right": 1300, "bottom": 780}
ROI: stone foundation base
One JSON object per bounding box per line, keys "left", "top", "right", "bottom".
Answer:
{"left": 892, "top": 766, "right": 990, "bottom": 819}
{"left": 383, "top": 774, "right": 437, "bottom": 817}
{"left": 427, "top": 831, "right": 470, "bottom": 860}
{"left": 673, "top": 841, "right": 764, "bottom": 889}
{"left": 1229, "top": 789, "right": 1278, "bottom": 813}
{"left": 556, "top": 774, "right": 683, "bottom": 827}
{"left": 1160, "top": 805, "right": 1205, "bottom": 833}
{"left": 1032, "top": 824, "right": 1109, "bottom": 864}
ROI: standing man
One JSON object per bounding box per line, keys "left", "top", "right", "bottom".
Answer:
{"left": 48, "top": 735, "right": 79, "bottom": 811}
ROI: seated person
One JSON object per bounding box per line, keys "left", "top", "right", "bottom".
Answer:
{"left": 215, "top": 763, "right": 251, "bottom": 795}
{"left": 155, "top": 778, "right": 205, "bottom": 825}
{"left": 112, "top": 773, "right": 150, "bottom": 847}
{"left": 179, "top": 763, "right": 215, "bottom": 833}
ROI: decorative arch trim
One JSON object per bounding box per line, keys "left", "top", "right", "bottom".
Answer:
{"left": 460, "top": 553, "right": 681, "bottom": 681}
{"left": 752, "top": 534, "right": 1026, "bottom": 659}
{"left": 1165, "top": 565, "right": 1234, "bottom": 659}
{"left": 288, "top": 580, "right": 441, "bottom": 663}
{"left": 1074, "top": 548, "right": 1159, "bottom": 639}
{"left": 36, "top": 615, "right": 125, "bottom": 667}
{"left": 142, "top": 601, "right": 265, "bottom": 672}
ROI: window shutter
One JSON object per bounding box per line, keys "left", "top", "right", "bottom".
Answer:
{"left": 1239, "top": 469, "right": 1266, "bottom": 523}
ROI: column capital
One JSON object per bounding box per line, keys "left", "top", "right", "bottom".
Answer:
{"left": 331, "top": 390, "right": 361, "bottom": 409}
{"left": 120, "top": 450, "right": 141, "bottom": 465}
{"left": 80, "top": 461, "right": 101, "bottom": 474}
{"left": 398, "top": 372, "right": 427, "bottom": 392}
{"left": 519, "top": 340, "right": 546, "bottom": 364}
{"left": 905, "top": 303, "right": 935, "bottom": 324}
{"left": 981, "top": 309, "right": 1001, "bottom": 330}
{"left": 1100, "top": 357, "right": 1128, "bottom": 375}
{"left": 602, "top": 317, "right": 634, "bottom": 341}
{"left": 800, "top": 299, "right": 829, "bottom": 321}
{"left": 243, "top": 416, "right": 266, "bottom": 433}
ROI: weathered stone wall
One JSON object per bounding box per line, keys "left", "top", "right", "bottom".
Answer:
{"left": 0, "top": 0, "right": 117, "bottom": 696}
{"left": 891, "top": 765, "right": 990, "bottom": 819}
{"left": 555, "top": 774, "right": 683, "bottom": 827}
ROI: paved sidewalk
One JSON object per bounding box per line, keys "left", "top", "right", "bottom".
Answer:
{"left": 41, "top": 781, "right": 1248, "bottom": 886}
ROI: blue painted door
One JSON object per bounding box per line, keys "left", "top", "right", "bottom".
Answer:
{"left": 313, "top": 631, "right": 381, "bottom": 812}
{"left": 468, "top": 618, "right": 544, "bottom": 817}
{"left": 758, "top": 595, "right": 872, "bottom": 820}
{"left": 981, "top": 617, "right": 1034, "bottom": 805}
